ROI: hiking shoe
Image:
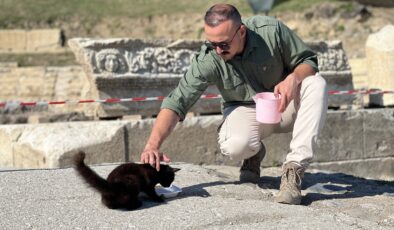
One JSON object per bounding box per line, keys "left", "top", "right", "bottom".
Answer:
{"left": 239, "top": 143, "right": 266, "bottom": 183}
{"left": 275, "top": 162, "right": 305, "bottom": 205}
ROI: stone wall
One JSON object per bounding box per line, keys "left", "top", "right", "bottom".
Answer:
{"left": 0, "top": 29, "right": 64, "bottom": 53}
{"left": 0, "top": 64, "right": 88, "bottom": 114}
{"left": 0, "top": 109, "right": 393, "bottom": 180}
{"left": 1, "top": 38, "right": 355, "bottom": 120}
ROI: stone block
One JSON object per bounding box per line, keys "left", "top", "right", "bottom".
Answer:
{"left": 364, "top": 109, "right": 394, "bottom": 158}
{"left": 308, "top": 40, "right": 355, "bottom": 108}
{"left": 0, "top": 30, "right": 26, "bottom": 52}
{"left": 125, "top": 119, "right": 154, "bottom": 162}
{"left": 69, "top": 38, "right": 354, "bottom": 118}
{"left": 0, "top": 62, "right": 18, "bottom": 68}
{"left": 0, "top": 65, "right": 87, "bottom": 114}
{"left": 0, "top": 121, "right": 128, "bottom": 168}
{"left": 162, "top": 116, "right": 228, "bottom": 165}
{"left": 309, "top": 157, "right": 394, "bottom": 181}
{"left": 366, "top": 25, "right": 394, "bottom": 106}
{"left": 0, "top": 125, "right": 26, "bottom": 167}
{"left": 0, "top": 29, "right": 63, "bottom": 53}
{"left": 26, "top": 29, "right": 63, "bottom": 52}
{"left": 126, "top": 116, "right": 229, "bottom": 165}
{"left": 314, "top": 110, "right": 364, "bottom": 162}
{"left": 262, "top": 133, "right": 292, "bottom": 167}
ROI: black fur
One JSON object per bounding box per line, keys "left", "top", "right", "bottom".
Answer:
{"left": 73, "top": 151, "right": 180, "bottom": 210}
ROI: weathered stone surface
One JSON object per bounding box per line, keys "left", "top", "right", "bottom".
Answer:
{"left": 0, "top": 65, "right": 88, "bottom": 115}
{"left": 0, "top": 29, "right": 64, "bottom": 53}
{"left": 1, "top": 109, "right": 393, "bottom": 180}
{"left": 308, "top": 40, "right": 355, "bottom": 107}
{"left": 310, "top": 157, "right": 394, "bottom": 181}
{"left": 0, "top": 62, "right": 18, "bottom": 68}
{"left": 0, "top": 30, "right": 26, "bottom": 52}
{"left": 315, "top": 110, "right": 364, "bottom": 162}
{"left": 364, "top": 109, "right": 394, "bottom": 158}
{"left": 366, "top": 24, "right": 394, "bottom": 106}
{"left": 1, "top": 163, "right": 393, "bottom": 229}
{"left": 68, "top": 38, "right": 354, "bottom": 118}
{"left": 0, "top": 121, "right": 128, "bottom": 168}
{"left": 126, "top": 116, "right": 228, "bottom": 164}
{"left": 122, "top": 108, "right": 394, "bottom": 181}
{"left": 0, "top": 125, "right": 25, "bottom": 167}
{"left": 348, "top": 58, "right": 368, "bottom": 108}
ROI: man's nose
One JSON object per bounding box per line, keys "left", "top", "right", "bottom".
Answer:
{"left": 215, "top": 46, "right": 224, "bottom": 54}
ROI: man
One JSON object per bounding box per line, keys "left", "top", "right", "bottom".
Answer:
{"left": 140, "top": 3, "right": 328, "bottom": 205}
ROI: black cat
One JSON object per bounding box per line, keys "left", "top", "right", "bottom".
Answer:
{"left": 72, "top": 151, "right": 180, "bottom": 210}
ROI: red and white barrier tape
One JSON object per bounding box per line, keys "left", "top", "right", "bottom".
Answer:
{"left": 1, "top": 90, "right": 393, "bottom": 108}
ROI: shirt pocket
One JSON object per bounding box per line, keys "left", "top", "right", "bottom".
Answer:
{"left": 251, "top": 57, "right": 283, "bottom": 91}
{"left": 223, "top": 71, "right": 244, "bottom": 89}
{"left": 221, "top": 71, "right": 248, "bottom": 101}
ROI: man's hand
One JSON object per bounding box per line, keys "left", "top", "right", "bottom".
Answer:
{"left": 274, "top": 73, "right": 300, "bottom": 113}
{"left": 274, "top": 64, "right": 316, "bottom": 112}
{"left": 140, "top": 148, "right": 171, "bottom": 171}
{"left": 139, "top": 109, "right": 180, "bottom": 171}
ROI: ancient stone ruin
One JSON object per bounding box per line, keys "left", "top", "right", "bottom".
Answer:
{"left": 69, "top": 38, "right": 354, "bottom": 118}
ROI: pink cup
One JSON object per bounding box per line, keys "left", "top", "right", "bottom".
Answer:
{"left": 253, "top": 92, "right": 281, "bottom": 124}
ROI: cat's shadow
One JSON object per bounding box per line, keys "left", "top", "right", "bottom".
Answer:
{"left": 138, "top": 180, "right": 235, "bottom": 210}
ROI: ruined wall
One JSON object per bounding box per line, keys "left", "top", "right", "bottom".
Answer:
{"left": 68, "top": 38, "right": 354, "bottom": 118}
{"left": 0, "top": 64, "right": 87, "bottom": 115}
{"left": 0, "top": 29, "right": 64, "bottom": 53}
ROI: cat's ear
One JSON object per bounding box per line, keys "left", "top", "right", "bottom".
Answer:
{"left": 172, "top": 168, "right": 181, "bottom": 173}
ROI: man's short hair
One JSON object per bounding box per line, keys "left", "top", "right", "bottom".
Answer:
{"left": 204, "top": 4, "right": 242, "bottom": 27}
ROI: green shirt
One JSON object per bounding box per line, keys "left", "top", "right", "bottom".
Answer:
{"left": 161, "top": 16, "right": 318, "bottom": 120}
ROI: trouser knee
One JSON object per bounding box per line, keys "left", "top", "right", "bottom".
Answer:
{"left": 303, "top": 74, "right": 327, "bottom": 97}
{"left": 219, "top": 137, "right": 261, "bottom": 162}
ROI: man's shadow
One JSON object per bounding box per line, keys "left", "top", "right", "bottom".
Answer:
{"left": 257, "top": 172, "right": 394, "bottom": 205}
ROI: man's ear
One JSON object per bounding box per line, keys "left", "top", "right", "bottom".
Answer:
{"left": 240, "top": 24, "right": 247, "bottom": 38}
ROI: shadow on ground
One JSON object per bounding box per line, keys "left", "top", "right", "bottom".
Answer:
{"left": 258, "top": 172, "right": 394, "bottom": 205}
{"left": 161, "top": 171, "right": 394, "bottom": 206}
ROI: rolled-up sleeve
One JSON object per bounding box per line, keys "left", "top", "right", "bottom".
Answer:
{"left": 277, "top": 21, "right": 319, "bottom": 72}
{"left": 161, "top": 55, "right": 211, "bottom": 120}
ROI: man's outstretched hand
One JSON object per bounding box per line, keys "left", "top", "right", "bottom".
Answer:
{"left": 140, "top": 148, "right": 171, "bottom": 171}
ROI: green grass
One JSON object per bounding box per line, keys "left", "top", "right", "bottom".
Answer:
{"left": 271, "top": 0, "right": 341, "bottom": 13}
{"left": 0, "top": 0, "right": 251, "bottom": 27}
{"left": 0, "top": 0, "right": 343, "bottom": 28}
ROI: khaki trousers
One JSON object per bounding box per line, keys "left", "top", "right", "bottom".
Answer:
{"left": 218, "top": 73, "right": 328, "bottom": 167}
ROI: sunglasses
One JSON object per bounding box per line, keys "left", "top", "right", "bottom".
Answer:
{"left": 205, "top": 25, "right": 241, "bottom": 51}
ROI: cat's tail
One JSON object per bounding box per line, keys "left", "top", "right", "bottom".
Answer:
{"left": 73, "top": 151, "right": 112, "bottom": 194}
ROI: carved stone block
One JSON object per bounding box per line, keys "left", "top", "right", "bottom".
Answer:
{"left": 69, "top": 38, "right": 353, "bottom": 118}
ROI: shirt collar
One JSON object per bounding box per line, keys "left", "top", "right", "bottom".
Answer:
{"left": 242, "top": 28, "right": 259, "bottom": 59}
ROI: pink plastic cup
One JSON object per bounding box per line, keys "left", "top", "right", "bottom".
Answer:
{"left": 253, "top": 92, "right": 281, "bottom": 124}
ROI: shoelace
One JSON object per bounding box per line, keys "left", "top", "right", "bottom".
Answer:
{"left": 281, "top": 166, "right": 303, "bottom": 190}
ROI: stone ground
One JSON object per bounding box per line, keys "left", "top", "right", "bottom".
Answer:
{"left": 1, "top": 162, "right": 393, "bottom": 229}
